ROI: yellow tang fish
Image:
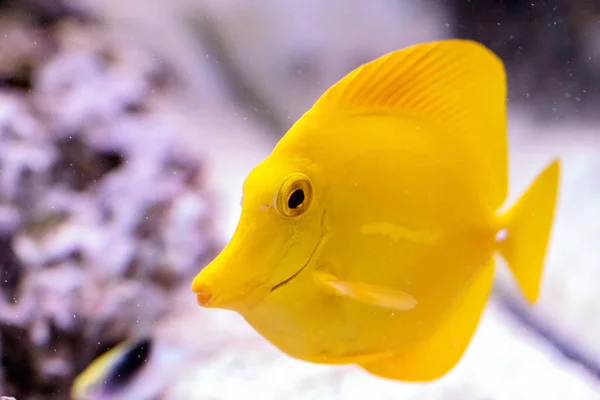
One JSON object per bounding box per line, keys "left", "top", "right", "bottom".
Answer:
{"left": 192, "top": 39, "right": 561, "bottom": 382}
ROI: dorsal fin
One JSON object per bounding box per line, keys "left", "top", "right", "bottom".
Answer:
{"left": 309, "top": 39, "right": 508, "bottom": 210}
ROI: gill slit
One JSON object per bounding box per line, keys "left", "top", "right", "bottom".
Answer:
{"left": 270, "top": 211, "right": 328, "bottom": 293}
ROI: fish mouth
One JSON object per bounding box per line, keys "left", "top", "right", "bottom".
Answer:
{"left": 270, "top": 211, "right": 327, "bottom": 293}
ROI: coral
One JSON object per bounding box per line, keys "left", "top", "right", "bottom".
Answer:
{"left": 0, "top": 6, "right": 219, "bottom": 399}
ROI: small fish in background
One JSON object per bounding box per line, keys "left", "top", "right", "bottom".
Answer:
{"left": 70, "top": 334, "right": 194, "bottom": 400}
{"left": 71, "top": 337, "right": 153, "bottom": 400}
{"left": 71, "top": 334, "right": 200, "bottom": 400}
{"left": 192, "top": 39, "right": 561, "bottom": 382}
{"left": 69, "top": 295, "right": 237, "bottom": 400}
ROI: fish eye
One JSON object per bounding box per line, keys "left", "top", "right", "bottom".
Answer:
{"left": 276, "top": 173, "right": 312, "bottom": 217}
{"left": 288, "top": 189, "right": 304, "bottom": 209}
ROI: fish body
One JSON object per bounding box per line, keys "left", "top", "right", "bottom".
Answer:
{"left": 192, "top": 39, "right": 561, "bottom": 381}
{"left": 240, "top": 115, "right": 495, "bottom": 363}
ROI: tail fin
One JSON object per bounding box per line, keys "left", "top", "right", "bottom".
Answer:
{"left": 497, "top": 159, "right": 561, "bottom": 304}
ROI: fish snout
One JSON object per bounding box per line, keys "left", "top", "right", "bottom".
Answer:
{"left": 196, "top": 291, "right": 213, "bottom": 306}
{"left": 192, "top": 275, "right": 216, "bottom": 308}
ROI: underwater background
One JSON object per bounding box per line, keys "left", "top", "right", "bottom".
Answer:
{"left": 0, "top": 0, "right": 599, "bottom": 399}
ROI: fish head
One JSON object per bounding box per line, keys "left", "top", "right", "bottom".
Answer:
{"left": 192, "top": 153, "right": 325, "bottom": 311}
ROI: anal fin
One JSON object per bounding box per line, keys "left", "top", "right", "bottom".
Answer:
{"left": 359, "top": 260, "right": 495, "bottom": 382}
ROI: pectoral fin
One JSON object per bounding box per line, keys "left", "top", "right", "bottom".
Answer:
{"left": 314, "top": 272, "right": 417, "bottom": 311}
{"left": 359, "top": 260, "right": 495, "bottom": 382}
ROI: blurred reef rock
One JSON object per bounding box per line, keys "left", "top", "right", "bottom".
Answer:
{"left": 0, "top": 1, "right": 221, "bottom": 398}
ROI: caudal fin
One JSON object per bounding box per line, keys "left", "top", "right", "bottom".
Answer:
{"left": 497, "top": 159, "right": 561, "bottom": 304}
